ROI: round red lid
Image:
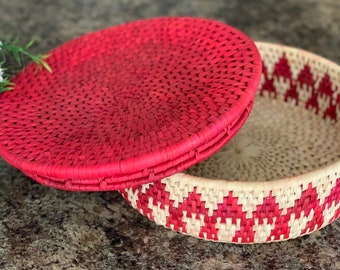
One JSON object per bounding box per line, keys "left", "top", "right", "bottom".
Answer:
{"left": 0, "top": 17, "right": 262, "bottom": 191}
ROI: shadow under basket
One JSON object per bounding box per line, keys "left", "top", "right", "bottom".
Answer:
{"left": 119, "top": 42, "right": 340, "bottom": 244}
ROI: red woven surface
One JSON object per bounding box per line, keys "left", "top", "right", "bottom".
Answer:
{"left": 0, "top": 17, "right": 262, "bottom": 191}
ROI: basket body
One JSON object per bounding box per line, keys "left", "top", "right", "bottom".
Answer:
{"left": 120, "top": 42, "right": 340, "bottom": 243}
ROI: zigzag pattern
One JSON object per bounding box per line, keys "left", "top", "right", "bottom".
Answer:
{"left": 120, "top": 175, "right": 340, "bottom": 243}
{"left": 260, "top": 52, "right": 340, "bottom": 120}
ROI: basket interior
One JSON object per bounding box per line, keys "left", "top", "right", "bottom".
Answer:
{"left": 187, "top": 43, "right": 340, "bottom": 181}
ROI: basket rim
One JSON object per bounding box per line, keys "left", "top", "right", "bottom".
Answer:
{"left": 173, "top": 159, "right": 340, "bottom": 191}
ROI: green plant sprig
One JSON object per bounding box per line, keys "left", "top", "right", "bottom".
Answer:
{"left": 0, "top": 65, "right": 15, "bottom": 93}
{"left": 0, "top": 38, "right": 52, "bottom": 93}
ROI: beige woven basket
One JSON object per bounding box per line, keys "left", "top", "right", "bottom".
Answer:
{"left": 119, "top": 42, "right": 340, "bottom": 244}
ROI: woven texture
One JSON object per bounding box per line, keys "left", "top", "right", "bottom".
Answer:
{"left": 120, "top": 42, "right": 340, "bottom": 243}
{"left": 0, "top": 17, "right": 262, "bottom": 191}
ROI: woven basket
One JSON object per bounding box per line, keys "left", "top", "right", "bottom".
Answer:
{"left": 0, "top": 17, "right": 261, "bottom": 191}
{"left": 119, "top": 42, "right": 340, "bottom": 244}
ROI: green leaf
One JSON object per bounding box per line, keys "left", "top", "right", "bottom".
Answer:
{"left": 12, "top": 50, "right": 22, "bottom": 66}
{"left": 40, "top": 59, "right": 52, "bottom": 73}
{"left": 0, "top": 80, "right": 15, "bottom": 93}
{"left": 24, "top": 39, "right": 35, "bottom": 50}
{"left": 0, "top": 36, "right": 53, "bottom": 89}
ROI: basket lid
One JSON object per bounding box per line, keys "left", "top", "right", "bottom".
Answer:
{"left": 0, "top": 17, "right": 262, "bottom": 191}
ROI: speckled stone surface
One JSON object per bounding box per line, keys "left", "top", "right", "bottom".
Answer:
{"left": 0, "top": 0, "right": 339, "bottom": 269}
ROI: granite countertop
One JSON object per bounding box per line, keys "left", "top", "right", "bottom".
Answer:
{"left": 0, "top": 0, "right": 339, "bottom": 269}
